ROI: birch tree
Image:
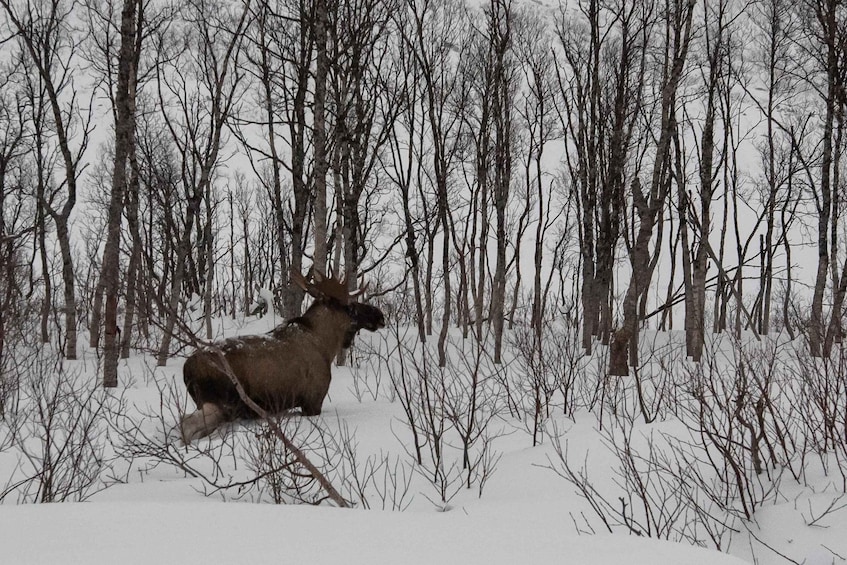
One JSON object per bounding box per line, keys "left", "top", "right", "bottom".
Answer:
{"left": 1, "top": 0, "right": 94, "bottom": 360}
{"left": 155, "top": 0, "right": 251, "bottom": 365}
{"left": 609, "top": 0, "right": 695, "bottom": 376}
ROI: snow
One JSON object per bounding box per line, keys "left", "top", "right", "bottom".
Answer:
{"left": 0, "top": 316, "right": 844, "bottom": 565}
{"left": 0, "top": 501, "right": 746, "bottom": 565}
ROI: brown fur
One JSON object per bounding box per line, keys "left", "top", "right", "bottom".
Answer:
{"left": 180, "top": 290, "right": 385, "bottom": 443}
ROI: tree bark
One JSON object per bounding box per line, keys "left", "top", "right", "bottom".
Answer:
{"left": 98, "top": 0, "right": 141, "bottom": 386}
{"left": 312, "top": 0, "right": 331, "bottom": 275}
{"left": 809, "top": 0, "right": 838, "bottom": 357}
{"left": 2, "top": 0, "right": 90, "bottom": 360}
{"left": 609, "top": 0, "right": 695, "bottom": 376}
{"left": 488, "top": 0, "right": 512, "bottom": 364}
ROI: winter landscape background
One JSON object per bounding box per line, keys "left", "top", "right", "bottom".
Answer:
{"left": 1, "top": 0, "right": 847, "bottom": 563}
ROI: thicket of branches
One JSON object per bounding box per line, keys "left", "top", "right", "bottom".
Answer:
{"left": 1, "top": 0, "right": 847, "bottom": 558}
{"left": 0, "top": 0, "right": 844, "bottom": 376}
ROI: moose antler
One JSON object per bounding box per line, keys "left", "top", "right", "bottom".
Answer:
{"left": 291, "top": 269, "right": 353, "bottom": 304}
{"left": 312, "top": 271, "right": 350, "bottom": 303}
{"left": 349, "top": 282, "right": 368, "bottom": 299}
{"left": 325, "top": 266, "right": 369, "bottom": 300}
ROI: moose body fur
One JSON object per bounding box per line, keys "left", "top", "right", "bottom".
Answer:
{"left": 180, "top": 273, "right": 384, "bottom": 443}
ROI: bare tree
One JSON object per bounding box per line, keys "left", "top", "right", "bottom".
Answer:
{"left": 679, "top": 0, "right": 736, "bottom": 362}
{"left": 0, "top": 58, "right": 30, "bottom": 382}
{"left": 554, "top": 0, "right": 649, "bottom": 355}
{"left": 329, "top": 0, "right": 403, "bottom": 347}
{"left": 86, "top": 0, "right": 144, "bottom": 386}
{"left": 609, "top": 0, "right": 695, "bottom": 376}
{"left": 237, "top": 0, "right": 317, "bottom": 318}
{"left": 1, "top": 0, "right": 95, "bottom": 360}
{"left": 512, "top": 10, "right": 558, "bottom": 332}
{"left": 800, "top": 0, "right": 847, "bottom": 357}
{"left": 403, "top": 0, "right": 468, "bottom": 366}
{"left": 463, "top": 7, "right": 495, "bottom": 341}
{"left": 312, "top": 0, "right": 331, "bottom": 275}
{"left": 154, "top": 0, "right": 251, "bottom": 366}
{"left": 747, "top": 0, "right": 799, "bottom": 337}
{"left": 484, "top": 0, "right": 517, "bottom": 365}
{"left": 386, "top": 7, "right": 428, "bottom": 341}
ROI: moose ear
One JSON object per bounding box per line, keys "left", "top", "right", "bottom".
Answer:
{"left": 290, "top": 271, "right": 314, "bottom": 295}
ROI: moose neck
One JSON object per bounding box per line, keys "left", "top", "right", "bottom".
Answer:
{"left": 300, "top": 301, "right": 353, "bottom": 360}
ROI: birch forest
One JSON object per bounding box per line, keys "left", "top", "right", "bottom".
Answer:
{"left": 1, "top": 0, "right": 843, "bottom": 379}
{"left": 5, "top": 0, "right": 847, "bottom": 554}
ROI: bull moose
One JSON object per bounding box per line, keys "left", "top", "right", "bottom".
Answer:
{"left": 180, "top": 270, "right": 385, "bottom": 443}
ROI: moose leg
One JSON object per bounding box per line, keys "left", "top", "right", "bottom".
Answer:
{"left": 180, "top": 403, "right": 225, "bottom": 444}
{"left": 300, "top": 390, "right": 323, "bottom": 416}
{"left": 301, "top": 402, "right": 322, "bottom": 417}
{"left": 301, "top": 377, "right": 330, "bottom": 416}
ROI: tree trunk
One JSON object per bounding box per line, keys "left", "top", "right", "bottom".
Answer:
{"left": 531, "top": 150, "right": 545, "bottom": 330}
{"left": 203, "top": 191, "right": 214, "bottom": 340}
{"left": 610, "top": 0, "right": 695, "bottom": 376}
{"left": 36, "top": 187, "right": 51, "bottom": 345}
{"left": 810, "top": 0, "right": 838, "bottom": 357}
{"left": 120, "top": 225, "right": 141, "bottom": 359}
{"left": 156, "top": 204, "right": 198, "bottom": 367}
{"left": 474, "top": 126, "right": 490, "bottom": 340}
{"left": 400, "top": 145, "right": 425, "bottom": 342}
{"left": 688, "top": 61, "right": 719, "bottom": 362}
{"left": 55, "top": 219, "right": 77, "bottom": 360}
{"left": 120, "top": 154, "right": 141, "bottom": 359}
{"left": 312, "top": 0, "right": 331, "bottom": 275}
{"left": 610, "top": 179, "right": 656, "bottom": 376}
{"left": 490, "top": 0, "right": 512, "bottom": 364}
{"left": 100, "top": 0, "right": 140, "bottom": 386}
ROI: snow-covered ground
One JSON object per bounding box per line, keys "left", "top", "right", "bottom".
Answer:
{"left": 0, "top": 500, "right": 746, "bottom": 564}
{"left": 1, "top": 313, "right": 844, "bottom": 565}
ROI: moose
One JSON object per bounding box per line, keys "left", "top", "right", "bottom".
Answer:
{"left": 180, "top": 270, "right": 385, "bottom": 443}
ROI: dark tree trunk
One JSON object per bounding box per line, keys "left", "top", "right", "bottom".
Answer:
{"left": 810, "top": 0, "right": 839, "bottom": 357}
{"left": 36, "top": 181, "right": 51, "bottom": 345}
{"left": 157, "top": 202, "right": 198, "bottom": 367}
{"left": 98, "top": 0, "right": 141, "bottom": 386}
{"left": 489, "top": 0, "right": 512, "bottom": 365}
{"left": 312, "top": 0, "right": 330, "bottom": 275}
{"left": 610, "top": 0, "right": 695, "bottom": 376}
{"left": 686, "top": 8, "right": 723, "bottom": 362}
{"left": 55, "top": 219, "right": 77, "bottom": 360}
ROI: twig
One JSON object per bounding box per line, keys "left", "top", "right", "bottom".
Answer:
{"left": 745, "top": 525, "right": 805, "bottom": 565}
{"left": 821, "top": 543, "right": 846, "bottom": 562}
{"left": 804, "top": 495, "right": 847, "bottom": 529}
